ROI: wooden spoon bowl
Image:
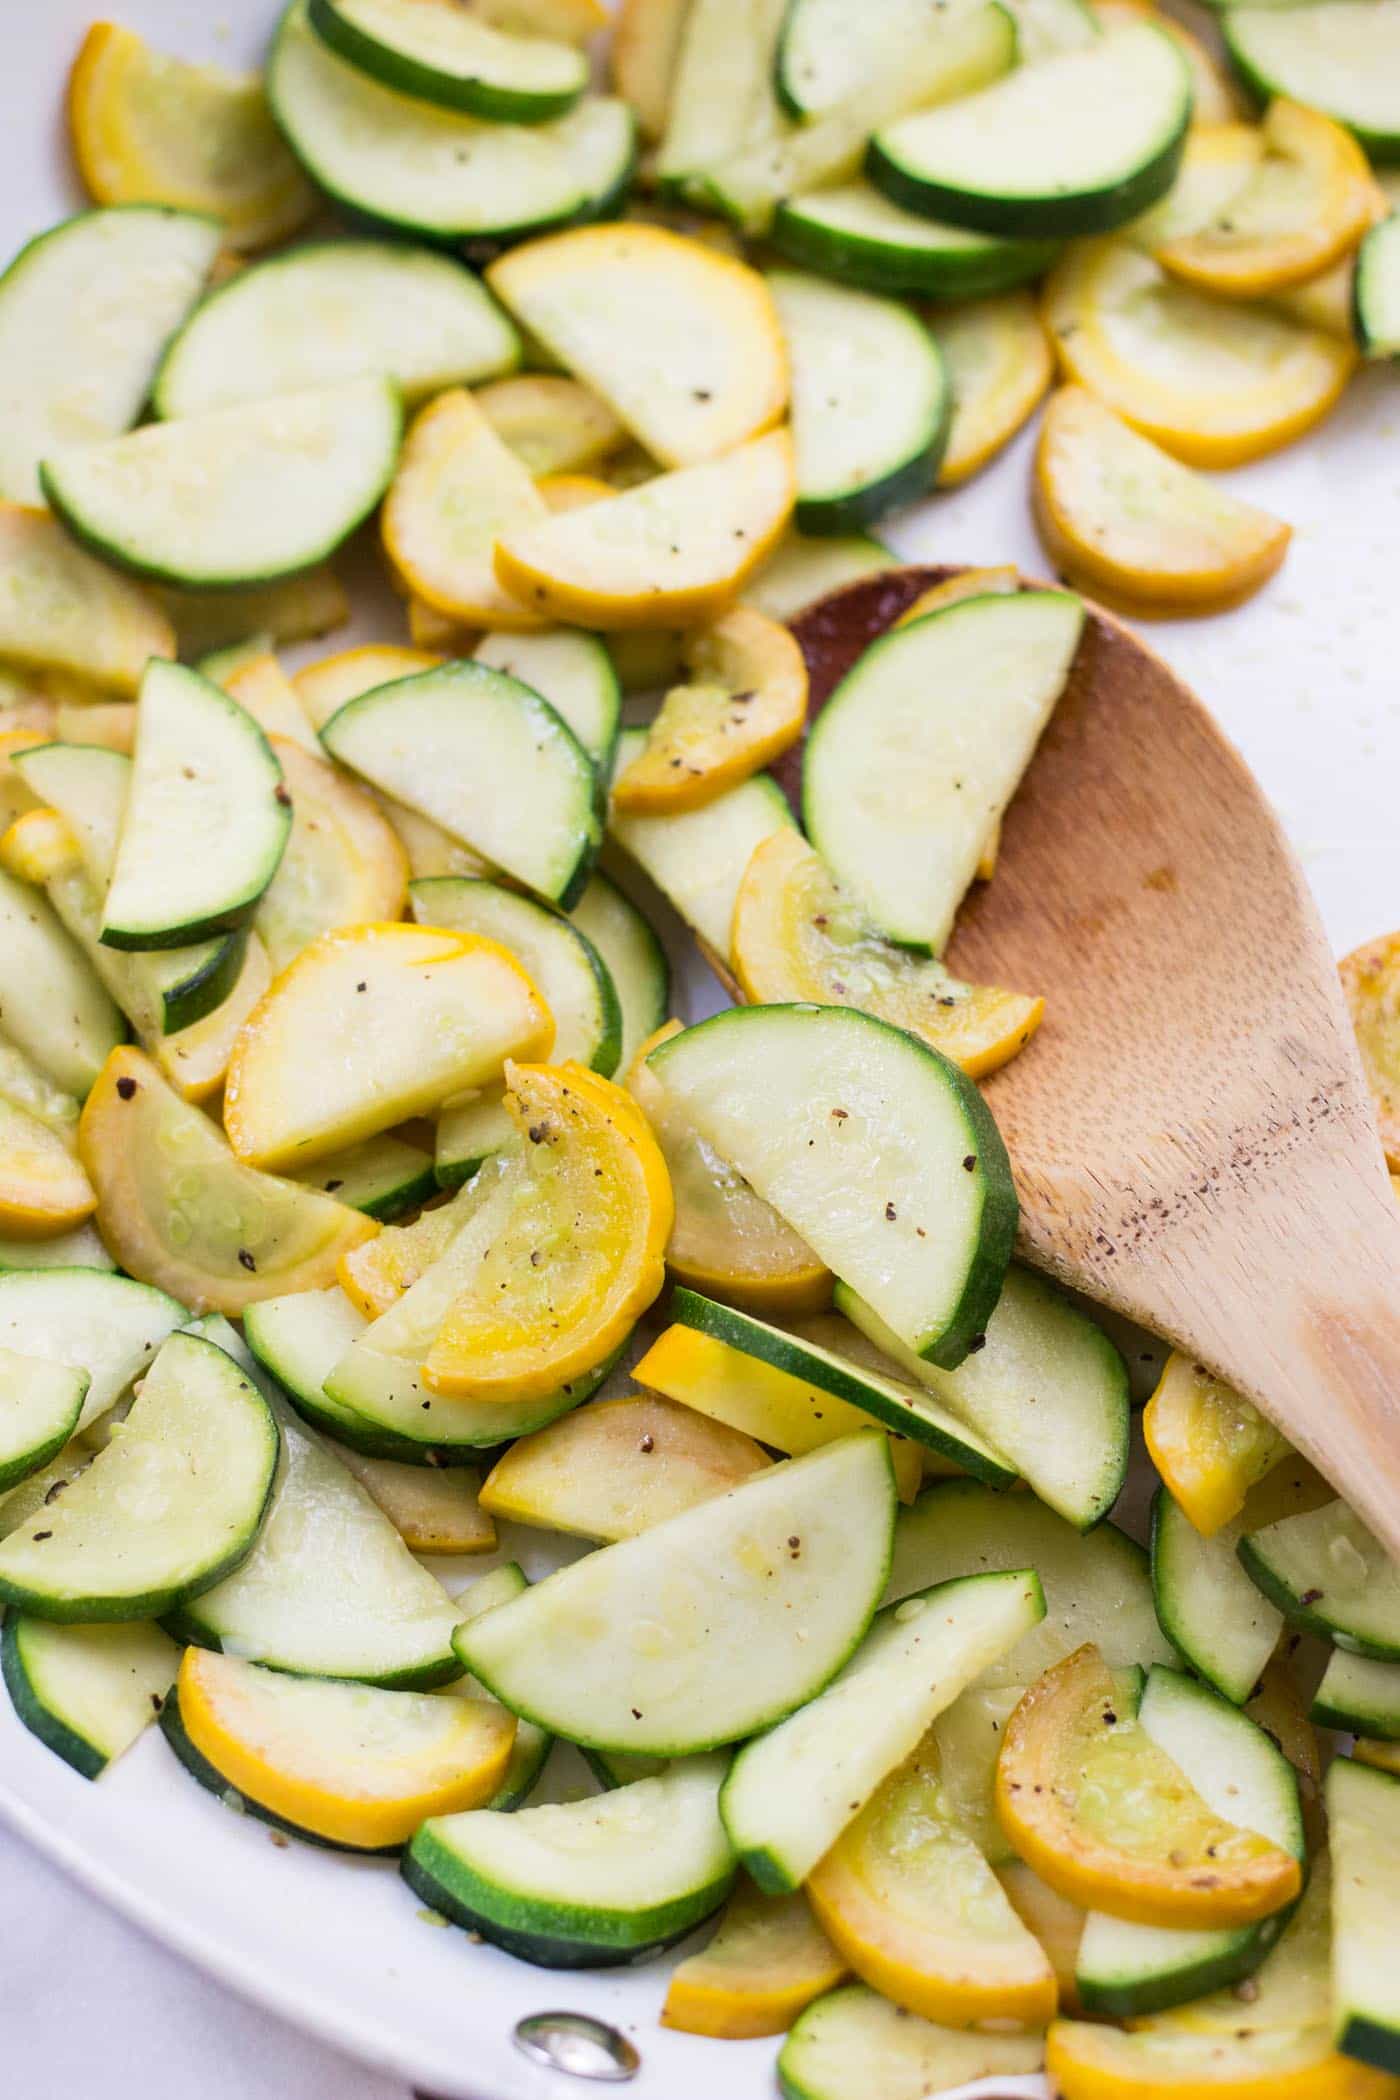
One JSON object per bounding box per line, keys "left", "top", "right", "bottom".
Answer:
{"left": 788, "top": 568, "right": 1400, "bottom": 1554}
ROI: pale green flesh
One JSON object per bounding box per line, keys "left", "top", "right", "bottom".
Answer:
{"left": 452, "top": 1561, "right": 551, "bottom": 1810}
{"left": 434, "top": 1088, "right": 516, "bottom": 1187}
{"left": 1223, "top": 3, "right": 1400, "bottom": 157}
{"left": 0, "top": 1347, "right": 87, "bottom": 1488}
{"left": 155, "top": 240, "right": 520, "bottom": 419}
{"left": 457, "top": 1434, "right": 896, "bottom": 1755}
{"left": 0, "top": 1223, "right": 116, "bottom": 1274}
{"left": 657, "top": 0, "right": 787, "bottom": 184}
{"left": 4, "top": 1615, "right": 178, "bottom": 1775}
{"left": 0, "top": 1333, "right": 276, "bottom": 1619}
{"left": 0, "top": 868, "right": 125, "bottom": 1097}
{"left": 566, "top": 873, "right": 668, "bottom": 1073}
{"left": 291, "top": 1134, "right": 435, "bottom": 1219}
{"left": 746, "top": 531, "right": 896, "bottom": 623}
{"left": 317, "top": 0, "right": 588, "bottom": 102}
{"left": 243, "top": 1285, "right": 413, "bottom": 1447}
{"left": 721, "top": 1570, "right": 1044, "bottom": 1890}
{"left": 1357, "top": 215, "right": 1400, "bottom": 357}
{"left": 779, "top": 1983, "right": 1045, "bottom": 2100}
{"left": 1313, "top": 1649, "right": 1400, "bottom": 1737}
{"left": 773, "top": 183, "right": 1054, "bottom": 288}
{"left": 474, "top": 628, "right": 620, "bottom": 772}
{"left": 1243, "top": 1499, "right": 1400, "bottom": 1655}
{"left": 0, "top": 208, "right": 220, "bottom": 503}
{"left": 778, "top": 0, "right": 978, "bottom": 116}
{"left": 0, "top": 1041, "right": 81, "bottom": 1140}
{"left": 1327, "top": 1756, "right": 1400, "bottom": 2067}
{"left": 1151, "top": 1489, "right": 1282, "bottom": 1705}
{"left": 0, "top": 1269, "right": 183, "bottom": 1437}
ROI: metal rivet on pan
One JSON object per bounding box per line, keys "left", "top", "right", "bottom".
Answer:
{"left": 512, "top": 2012, "right": 640, "bottom": 2082}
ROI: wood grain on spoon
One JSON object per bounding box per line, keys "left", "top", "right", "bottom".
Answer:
{"left": 788, "top": 568, "right": 1400, "bottom": 1558}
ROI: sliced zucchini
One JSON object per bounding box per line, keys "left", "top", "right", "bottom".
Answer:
{"left": 671, "top": 1290, "right": 1016, "bottom": 1484}
{"left": 481, "top": 1391, "right": 769, "bottom": 1542}
{"left": 662, "top": 1881, "right": 847, "bottom": 2040}
{"left": 0, "top": 207, "right": 219, "bottom": 504}
{"left": 383, "top": 385, "right": 548, "bottom": 631}
{"left": 779, "top": 1983, "right": 1044, "bottom": 2100}
{"left": 223, "top": 921, "right": 551, "bottom": 1170}
{"left": 320, "top": 663, "right": 600, "bottom": 907}
{"left": 0, "top": 1265, "right": 182, "bottom": 1438}
{"left": 1045, "top": 2016, "right": 1370, "bottom": 2100}
{"left": 308, "top": 0, "right": 588, "bottom": 119}
{"left": 567, "top": 873, "right": 668, "bottom": 1071}
{"left": 1223, "top": 5, "right": 1400, "bottom": 164}
{"left": 608, "top": 735, "right": 796, "bottom": 957}
{"left": 871, "top": 25, "right": 1191, "bottom": 237}
{"left": 804, "top": 589, "right": 1084, "bottom": 950}
{"left": 1141, "top": 1857, "right": 1332, "bottom": 2040}
{"left": 475, "top": 371, "right": 627, "bottom": 476}
{"left": 153, "top": 239, "right": 518, "bottom": 421}
{"left": 41, "top": 377, "right": 402, "bottom": 591}
{"left": 932, "top": 288, "right": 1057, "bottom": 486}
{"left": 723, "top": 1570, "right": 1044, "bottom": 1894}
{"left": 768, "top": 270, "right": 948, "bottom": 534}
{"left": 772, "top": 181, "right": 1058, "bottom": 300}
{"left": 332, "top": 1448, "right": 494, "bottom": 1555}
{"left": 254, "top": 738, "right": 408, "bottom": 979}
{"left": 267, "top": 3, "right": 635, "bottom": 245}
{"left": 1241, "top": 1500, "right": 1400, "bottom": 1659}
{"left": 0, "top": 1092, "right": 96, "bottom": 1242}
{"left": 453, "top": 1560, "right": 552, "bottom": 1811}
{"left": 776, "top": 0, "right": 965, "bottom": 118}
{"left": 0, "top": 872, "right": 122, "bottom": 1099}
{"left": 836, "top": 1269, "right": 1129, "bottom": 1531}
{"left": 654, "top": 0, "right": 787, "bottom": 197}
{"left": 886, "top": 1477, "right": 1175, "bottom": 1682}
{"left": 2, "top": 1614, "right": 177, "bottom": 1780}
{"left": 746, "top": 531, "right": 897, "bottom": 624}
{"left": 1313, "top": 1651, "right": 1400, "bottom": 1740}
{"left": 487, "top": 224, "right": 788, "bottom": 470}
{"left": 172, "top": 1395, "right": 458, "bottom": 1688}
{"left": 1356, "top": 214, "right": 1400, "bottom": 358}
{"left": 404, "top": 1754, "right": 735, "bottom": 1966}
{"left": 292, "top": 644, "right": 440, "bottom": 734}
{"left": 1326, "top": 1757, "right": 1400, "bottom": 2073}
{"left": 611, "top": 0, "right": 690, "bottom": 139}
{"left": 0, "top": 505, "right": 174, "bottom": 698}
{"left": 0, "top": 1223, "right": 115, "bottom": 1274}
{"left": 211, "top": 648, "right": 319, "bottom": 756}
{"left": 648, "top": 1004, "right": 1017, "bottom": 1368}
{"left": 409, "top": 876, "right": 621, "bottom": 1075}
{"left": 0, "top": 1348, "right": 87, "bottom": 1491}
{"left": 474, "top": 628, "right": 620, "bottom": 774}
{"left": 0, "top": 1331, "right": 276, "bottom": 1621}
{"left": 291, "top": 1135, "right": 434, "bottom": 1224}
{"left": 457, "top": 1433, "right": 896, "bottom": 1756}
{"left": 98, "top": 662, "right": 289, "bottom": 951}
{"left": 433, "top": 1087, "right": 515, "bottom": 1190}
{"left": 150, "top": 929, "right": 272, "bottom": 1107}
{"left": 79, "top": 1046, "right": 375, "bottom": 1316}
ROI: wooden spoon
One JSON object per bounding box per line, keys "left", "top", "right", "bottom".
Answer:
{"left": 786, "top": 567, "right": 1400, "bottom": 1556}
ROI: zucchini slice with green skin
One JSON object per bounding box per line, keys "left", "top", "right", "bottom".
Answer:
{"left": 409, "top": 875, "right": 622, "bottom": 1076}
{"left": 779, "top": 1982, "right": 1045, "bottom": 2100}
{"left": 771, "top": 182, "right": 1058, "bottom": 300}
{"left": 802, "top": 589, "right": 1085, "bottom": 952}
{"left": 1312, "top": 1650, "right": 1400, "bottom": 1741}
{"left": 886, "top": 1478, "right": 1175, "bottom": 1681}
{"left": 1240, "top": 1500, "right": 1400, "bottom": 1659}
{"left": 1075, "top": 1666, "right": 1305, "bottom": 2017}
{"left": 670, "top": 1289, "right": 1016, "bottom": 1483}
{"left": 769, "top": 271, "right": 950, "bottom": 535}
{"left": 152, "top": 239, "right": 519, "bottom": 421}
{"left": 433, "top": 1088, "right": 515, "bottom": 1190}
{"left": 1327, "top": 1755, "right": 1400, "bottom": 2072}
{"left": 747, "top": 531, "right": 896, "bottom": 625}
{"left": 99, "top": 662, "right": 290, "bottom": 951}
{"left": 0, "top": 868, "right": 125, "bottom": 1098}
{"left": 42, "top": 376, "right": 401, "bottom": 592}
{"left": 2, "top": 1615, "right": 178, "bottom": 1780}
{"left": 1222, "top": 4, "right": 1400, "bottom": 165}
{"left": 292, "top": 1135, "right": 435, "bottom": 1223}
{"left": 648, "top": 1005, "right": 1017, "bottom": 1369}
{"left": 775, "top": 0, "right": 949, "bottom": 119}
{"left": 869, "top": 23, "right": 1192, "bottom": 238}
{"left": 404, "top": 1754, "right": 736, "bottom": 1966}
{"left": 475, "top": 627, "right": 621, "bottom": 776}
{"left": 1355, "top": 215, "right": 1400, "bottom": 358}
{"left": 307, "top": 0, "right": 588, "bottom": 120}
{"left": 0, "top": 1331, "right": 277, "bottom": 1621}
{"left": 454, "top": 1561, "right": 552, "bottom": 1812}
{"left": 0, "top": 206, "right": 220, "bottom": 504}
{"left": 836, "top": 1270, "right": 1129, "bottom": 1532}
{"left": 268, "top": 2, "right": 636, "bottom": 246}
{"left": 0, "top": 1348, "right": 87, "bottom": 1492}
{"left": 0, "top": 1266, "right": 184, "bottom": 1438}
{"left": 456, "top": 1433, "right": 896, "bottom": 1757}
{"left": 321, "top": 663, "right": 600, "bottom": 908}
{"left": 723, "top": 1570, "right": 1044, "bottom": 1893}
{"left": 0, "top": 1223, "right": 116, "bottom": 1274}
{"left": 567, "top": 872, "right": 668, "bottom": 1072}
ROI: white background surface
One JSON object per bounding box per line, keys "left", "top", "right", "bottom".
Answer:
{"left": 3, "top": 4, "right": 1400, "bottom": 2098}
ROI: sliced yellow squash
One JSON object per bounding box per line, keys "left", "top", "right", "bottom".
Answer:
{"left": 79, "top": 1045, "right": 375, "bottom": 1312}
{"left": 1270, "top": 253, "right": 1359, "bottom": 340}
{"left": 255, "top": 739, "right": 408, "bottom": 976}
{"left": 895, "top": 566, "right": 1019, "bottom": 628}
{"left": 995, "top": 1644, "right": 1302, "bottom": 1930}
{"left": 68, "top": 22, "right": 315, "bottom": 250}
{"left": 1340, "top": 932, "right": 1400, "bottom": 1171}
{"left": 1043, "top": 239, "right": 1357, "bottom": 467}
{"left": 339, "top": 1175, "right": 501, "bottom": 1320}
{"left": 929, "top": 292, "right": 1053, "bottom": 487}
{"left": 1129, "top": 123, "right": 1267, "bottom": 255}
{"left": 0, "top": 505, "right": 173, "bottom": 695}
{"left": 998, "top": 1861, "right": 1088, "bottom": 2012}
{"left": 0, "top": 729, "right": 43, "bottom": 833}
{"left": 493, "top": 429, "right": 796, "bottom": 629}
{"left": 0, "top": 1096, "right": 95, "bottom": 1239}
{"left": 218, "top": 649, "right": 319, "bottom": 754}
{"left": 373, "top": 797, "right": 496, "bottom": 886}
{"left": 406, "top": 597, "right": 474, "bottom": 653}
{"left": 479, "top": 1391, "right": 769, "bottom": 1540}
{"left": 383, "top": 387, "right": 547, "bottom": 631}
{"left": 612, "top": 607, "right": 807, "bottom": 816}
{"left": 611, "top": 0, "right": 690, "bottom": 139}
{"left": 472, "top": 0, "right": 606, "bottom": 38}
{"left": 731, "top": 831, "right": 1043, "bottom": 1081}
{"left": 422, "top": 1061, "right": 672, "bottom": 1401}
{"left": 536, "top": 471, "right": 613, "bottom": 512}
{"left": 225, "top": 923, "right": 552, "bottom": 1172}
{"left": 292, "top": 644, "right": 442, "bottom": 732}
{"left": 175, "top": 1647, "right": 515, "bottom": 1850}
{"left": 1046, "top": 2018, "right": 1397, "bottom": 2100}
{"left": 53, "top": 701, "right": 135, "bottom": 753}
{"left": 1033, "top": 386, "right": 1292, "bottom": 615}
{"left": 487, "top": 224, "right": 788, "bottom": 469}
{"left": 475, "top": 371, "right": 628, "bottom": 475}
{"left": 662, "top": 1880, "right": 847, "bottom": 2040}
{"left": 807, "top": 1727, "right": 1059, "bottom": 2027}
{"left": 1143, "top": 1350, "right": 1291, "bottom": 1535}
{"left": 626, "top": 1019, "right": 832, "bottom": 1316}
{"left": 332, "top": 1451, "right": 496, "bottom": 1557}
{"left": 1136, "top": 1852, "right": 1332, "bottom": 2039}
{"left": 153, "top": 929, "right": 272, "bottom": 1104}
{"left": 1156, "top": 102, "right": 1377, "bottom": 300}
